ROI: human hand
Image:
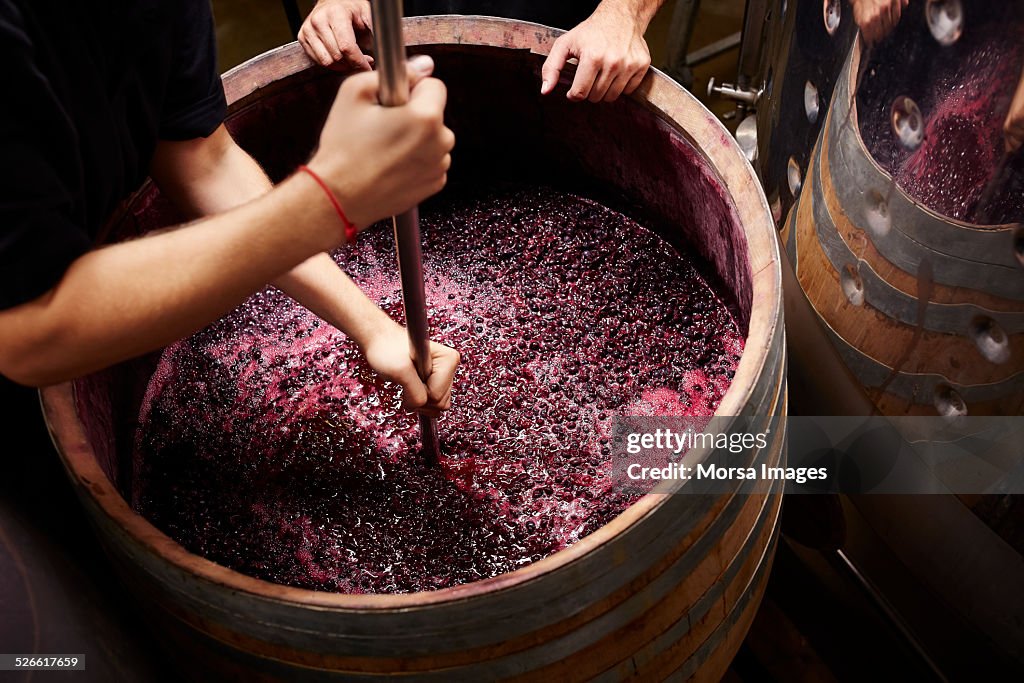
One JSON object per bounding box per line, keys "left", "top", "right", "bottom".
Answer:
{"left": 1004, "top": 70, "right": 1024, "bottom": 153}
{"left": 540, "top": 3, "right": 653, "bottom": 103}
{"left": 362, "top": 326, "right": 460, "bottom": 417}
{"left": 299, "top": 0, "right": 374, "bottom": 71}
{"left": 307, "top": 55, "right": 454, "bottom": 238}
{"left": 851, "top": 0, "right": 909, "bottom": 45}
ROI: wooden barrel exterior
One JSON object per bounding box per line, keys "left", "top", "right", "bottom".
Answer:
{"left": 781, "top": 40, "right": 1024, "bottom": 417}
{"left": 40, "top": 18, "right": 786, "bottom": 681}
{"left": 782, "top": 38, "right": 1024, "bottom": 671}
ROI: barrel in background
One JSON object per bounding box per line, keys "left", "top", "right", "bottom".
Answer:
{"left": 781, "top": 39, "right": 1023, "bottom": 417}
{"left": 781, "top": 28, "right": 1024, "bottom": 674}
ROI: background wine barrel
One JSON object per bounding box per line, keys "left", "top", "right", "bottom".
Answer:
{"left": 781, "top": 39, "right": 1023, "bottom": 417}
{"left": 781, "top": 26, "right": 1024, "bottom": 674}
{"left": 40, "top": 17, "right": 786, "bottom": 682}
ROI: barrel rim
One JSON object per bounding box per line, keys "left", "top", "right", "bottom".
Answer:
{"left": 40, "top": 16, "right": 783, "bottom": 612}
{"left": 847, "top": 39, "right": 1023, "bottom": 232}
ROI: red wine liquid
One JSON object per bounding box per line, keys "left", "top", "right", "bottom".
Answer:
{"left": 134, "top": 186, "right": 744, "bottom": 594}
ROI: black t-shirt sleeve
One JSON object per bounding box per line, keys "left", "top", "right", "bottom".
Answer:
{"left": 159, "top": 0, "right": 227, "bottom": 140}
{"left": 0, "top": 3, "right": 91, "bottom": 310}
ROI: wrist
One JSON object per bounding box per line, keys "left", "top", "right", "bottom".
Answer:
{"left": 353, "top": 311, "right": 404, "bottom": 354}
{"left": 304, "top": 157, "right": 377, "bottom": 231}
{"left": 269, "top": 174, "right": 344, "bottom": 253}
{"left": 297, "top": 164, "right": 360, "bottom": 246}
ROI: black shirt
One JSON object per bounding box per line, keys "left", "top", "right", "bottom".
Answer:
{"left": 405, "top": 1, "right": 597, "bottom": 30}
{"left": 0, "top": 0, "right": 226, "bottom": 310}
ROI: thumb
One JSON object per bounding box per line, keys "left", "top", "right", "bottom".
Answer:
{"left": 541, "top": 36, "right": 572, "bottom": 95}
{"left": 351, "top": 55, "right": 433, "bottom": 104}
{"left": 406, "top": 54, "right": 435, "bottom": 91}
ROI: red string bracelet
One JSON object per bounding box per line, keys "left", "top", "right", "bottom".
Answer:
{"left": 297, "top": 164, "right": 357, "bottom": 244}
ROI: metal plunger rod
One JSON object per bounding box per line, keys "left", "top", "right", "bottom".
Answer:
{"left": 370, "top": 0, "right": 441, "bottom": 462}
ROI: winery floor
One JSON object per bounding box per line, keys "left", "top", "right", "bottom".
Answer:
{"left": 730, "top": 533, "right": 939, "bottom": 682}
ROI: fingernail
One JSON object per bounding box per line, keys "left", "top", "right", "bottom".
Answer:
{"left": 541, "top": 78, "right": 551, "bottom": 93}
{"left": 409, "top": 54, "right": 434, "bottom": 73}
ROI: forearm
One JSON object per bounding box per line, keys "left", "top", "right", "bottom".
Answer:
{"left": 595, "top": 0, "right": 664, "bottom": 29}
{"left": 275, "top": 254, "right": 400, "bottom": 351}
{"left": 0, "top": 177, "right": 337, "bottom": 386}
{"left": 1, "top": 62, "right": 456, "bottom": 397}
{"left": 151, "top": 129, "right": 399, "bottom": 350}
{"left": 150, "top": 129, "right": 273, "bottom": 220}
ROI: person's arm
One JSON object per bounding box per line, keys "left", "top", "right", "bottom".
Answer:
{"left": 299, "top": 0, "right": 374, "bottom": 71}
{"left": 850, "top": 0, "right": 909, "bottom": 45}
{"left": 150, "top": 117, "right": 457, "bottom": 412}
{"left": 271, "top": 255, "right": 459, "bottom": 415}
{"left": 1004, "top": 67, "right": 1024, "bottom": 154}
{"left": 0, "top": 63, "right": 453, "bottom": 389}
{"left": 540, "top": 0, "right": 664, "bottom": 103}
{"left": 0, "top": 178, "right": 336, "bottom": 387}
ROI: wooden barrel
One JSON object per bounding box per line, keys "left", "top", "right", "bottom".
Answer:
{"left": 780, "top": 39, "right": 1024, "bottom": 417}
{"left": 781, "top": 35, "right": 1024, "bottom": 673}
{"left": 40, "top": 17, "right": 786, "bottom": 681}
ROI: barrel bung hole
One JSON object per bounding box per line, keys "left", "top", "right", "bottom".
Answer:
{"left": 926, "top": 0, "right": 964, "bottom": 46}
{"left": 840, "top": 264, "right": 865, "bottom": 306}
{"left": 787, "top": 157, "right": 803, "bottom": 198}
{"left": 823, "top": 0, "right": 841, "bottom": 35}
{"left": 933, "top": 384, "right": 968, "bottom": 419}
{"left": 890, "top": 96, "right": 924, "bottom": 151}
{"left": 864, "top": 189, "right": 892, "bottom": 236}
{"left": 736, "top": 115, "right": 758, "bottom": 163}
{"left": 804, "top": 81, "right": 820, "bottom": 125}
{"left": 969, "top": 316, "right": 1010, "bottom": 364}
